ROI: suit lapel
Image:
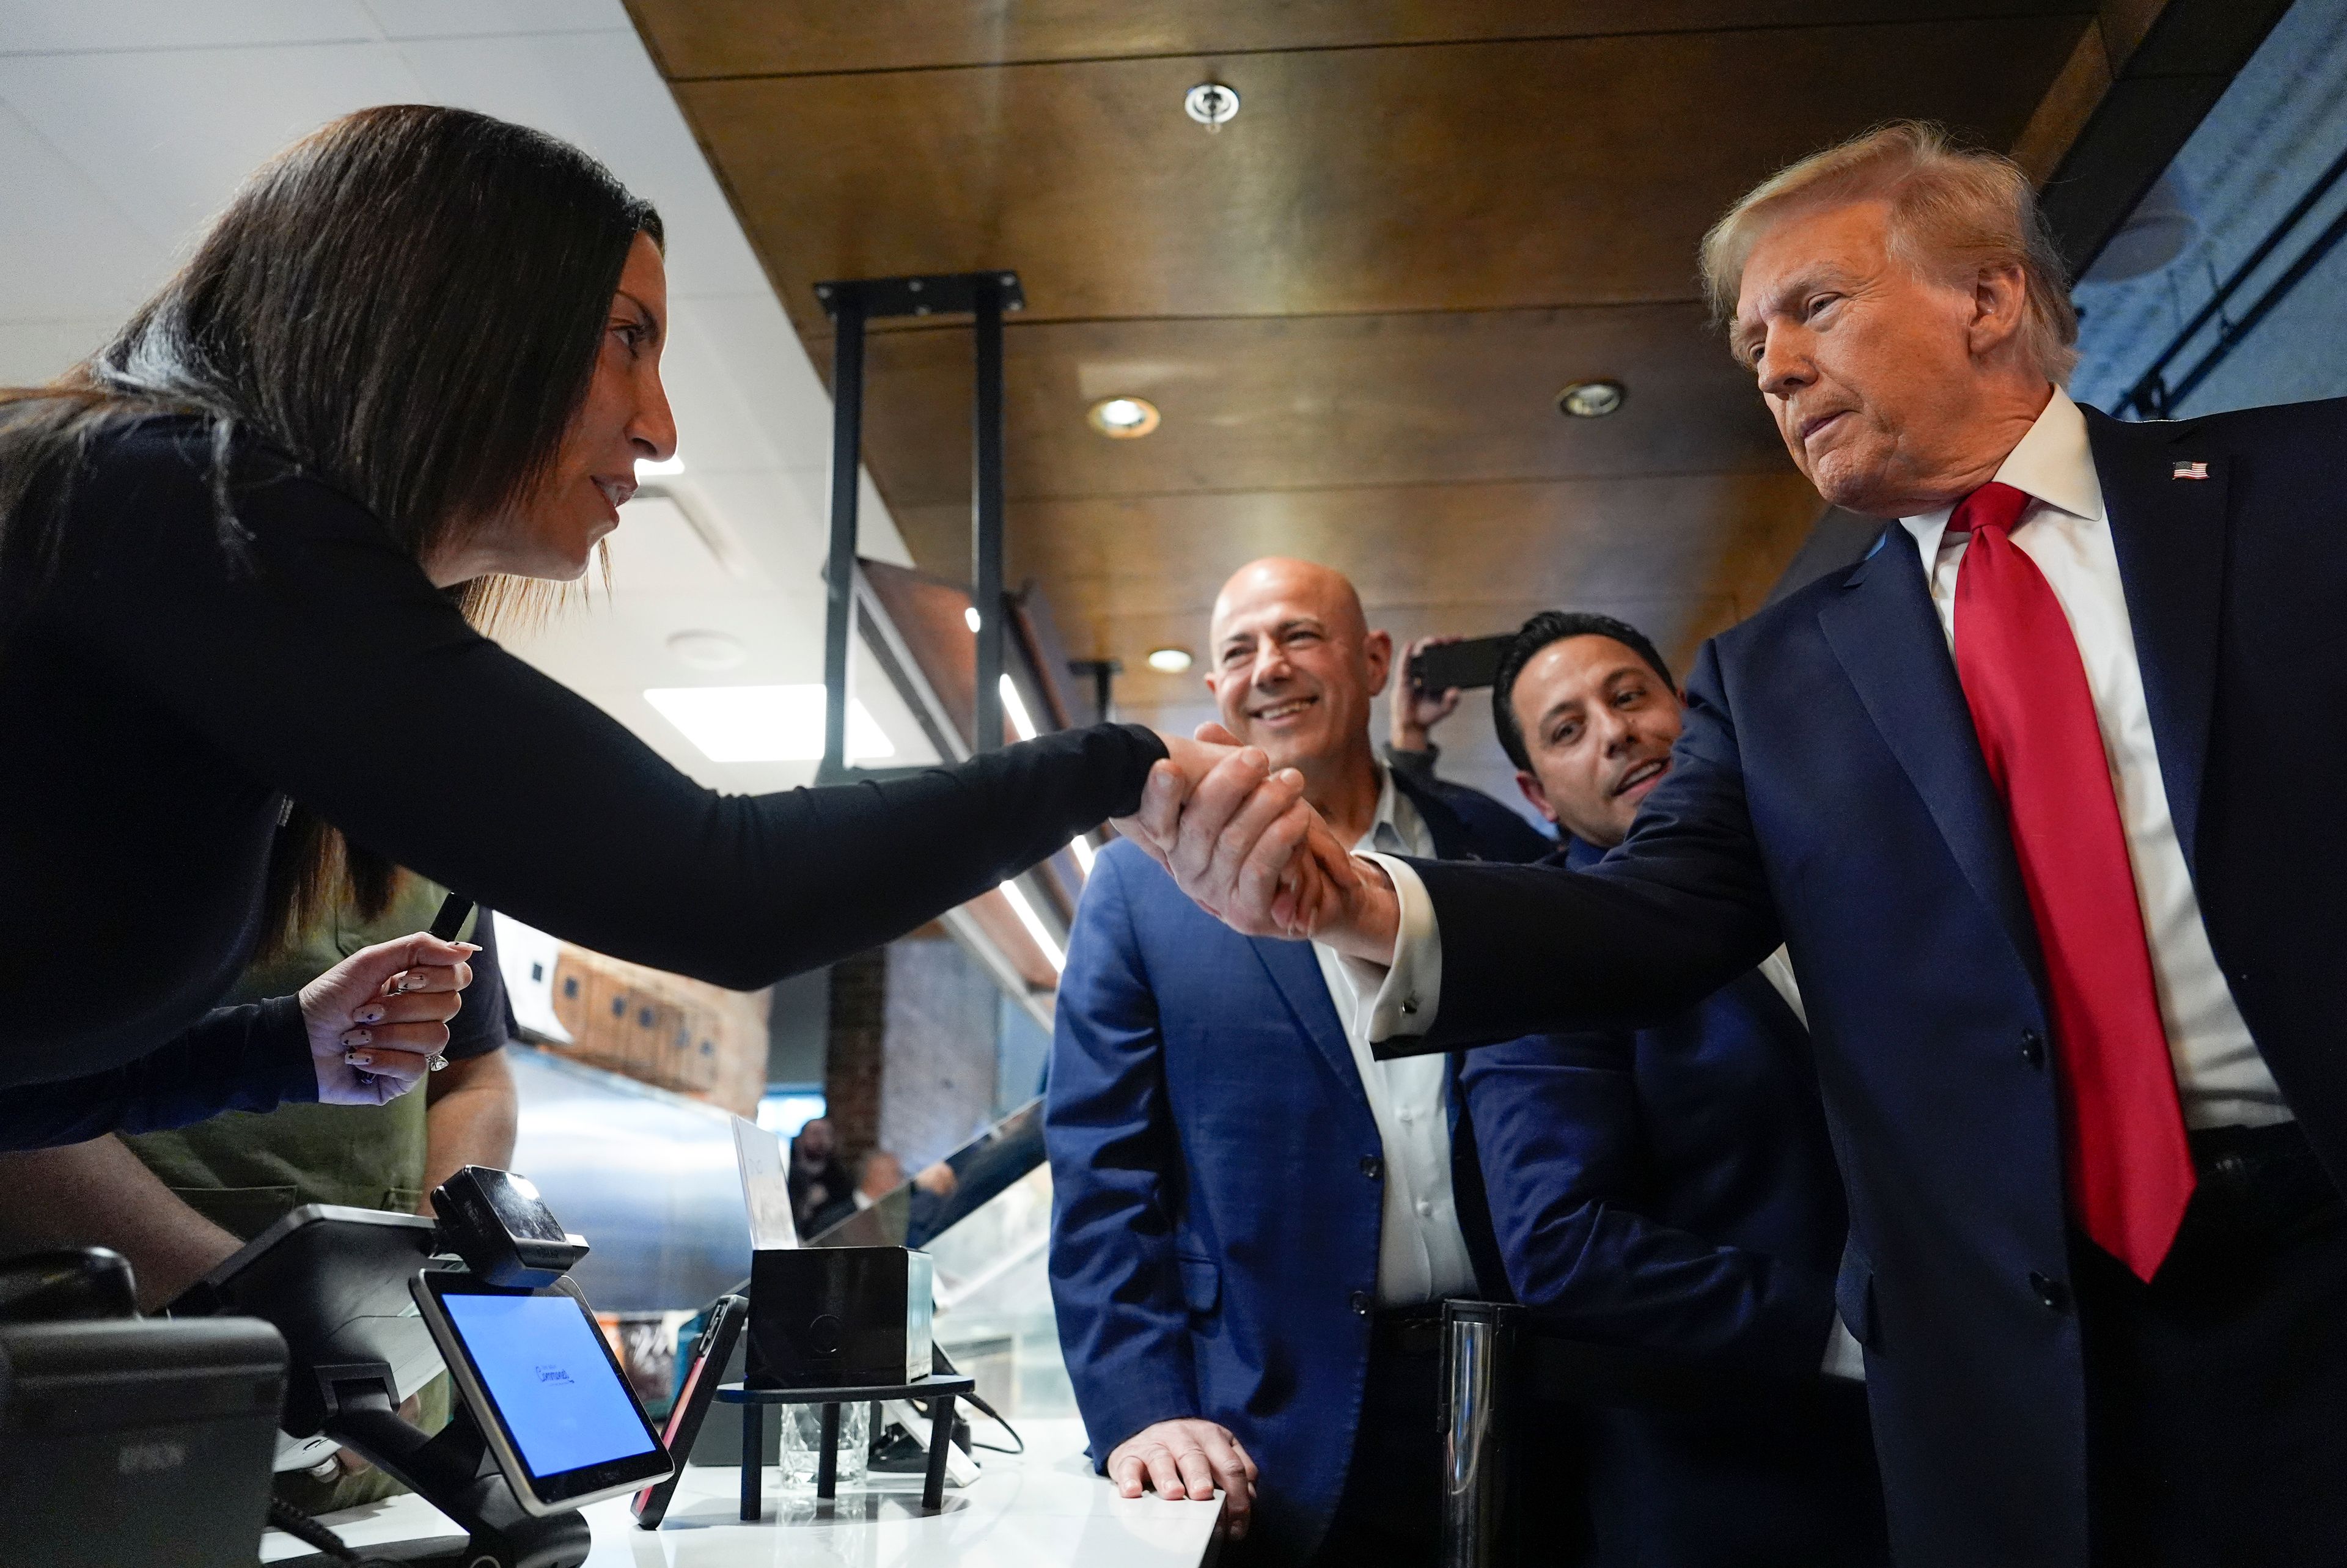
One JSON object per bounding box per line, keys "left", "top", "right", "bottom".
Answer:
{"left": 1818, "top": 526, "right": 2045, "bottom": 984}
{"left": 2085, "top": 407, "right": 2228, "bottom": 873}
{"left": 1249, "top": 936, "right": 1370, "bottom": 1113}
{"left": 1394, "top": 769, "right": 1472, "bottom": 860}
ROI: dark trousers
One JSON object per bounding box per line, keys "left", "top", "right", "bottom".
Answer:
{"left": 1313, "top": 1312, "right": 1445, "bottom": 1568}
{"left": 2079, "top": 1121, "right": 2347, "bottom": 1568}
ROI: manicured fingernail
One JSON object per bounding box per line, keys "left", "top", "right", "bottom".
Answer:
{"left": 456, "top": 942, "right": 481, "bottom": 953}
{"left": 397, "top": 972, "right": 427, "bottom": 992}
{"left": 355, "top": 1006, "right": 384, "bottom": 1024}
{"left": 344, "top": 1051, "right": 375, "bottom": 1066}
{"left": 341, "top": 1028, "right": 372, "bottom": 1047}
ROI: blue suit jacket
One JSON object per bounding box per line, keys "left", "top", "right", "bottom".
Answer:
{"left": 1047, "top": 769, "right": 1548, "bottom": 1563}
{"left": 1394, "top": 398, "right": 2347, "bottom": 1567}
{"left": 1456, "top": 835, "right": 1884, "bottom": 1567}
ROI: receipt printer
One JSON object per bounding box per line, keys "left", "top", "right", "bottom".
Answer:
{"left": 746, "top": 1247, "right": 933, "bottom": 1388}
{"left": 0, "top": 1249, "right": 286, "bottom": 1568}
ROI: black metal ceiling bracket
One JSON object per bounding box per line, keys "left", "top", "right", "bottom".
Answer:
{"left": 817, "top": 271, "right": 1024, "bottom": 785}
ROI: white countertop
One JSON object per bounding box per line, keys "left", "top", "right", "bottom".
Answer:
{"left": 260, "top": 1418, "right": 1222, "bottom": 1567}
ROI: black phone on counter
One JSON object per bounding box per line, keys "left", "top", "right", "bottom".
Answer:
{"left": 410, "top": 1269, "right": 672, "bottom": 1517}
{"left": 633, "top": 1294, "right": 748, "bottom": 1529}
{"left": 1408, "top": 634, "right": 1513, "bottom": 694}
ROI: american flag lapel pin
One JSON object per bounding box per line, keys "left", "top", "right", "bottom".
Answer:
{"left": 2172, "top": 460, "right": 2211, "bottom": 480}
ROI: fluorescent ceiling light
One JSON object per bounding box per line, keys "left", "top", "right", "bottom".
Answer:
{"left": 644, "top": 684, "right": 894, "bottom": 763}
{"left": 999, "top": 879, "right": 1065, "bottom": 973}
{"left": 999, "top": 675, "right": 1038, "bottom": 742}
{"left": 635, "top": 454, "right": 686, "bottom": 477}
{"left": 1068, "top": 834, "right": 1096, "bottom": 876}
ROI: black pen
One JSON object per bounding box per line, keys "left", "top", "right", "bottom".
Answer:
{"left": 430, "top": 892, "right": 476, "bottom": 943}
{"left": 353, "top": 893, "right": 476, "bottom": 1090}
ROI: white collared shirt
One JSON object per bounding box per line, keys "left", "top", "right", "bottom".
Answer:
{"left": 1900, "top": 390, "right": 2280, "bottom": 1129}
{"left": 1354, "top": 388, "right": 2285, "bottom": 1132}
{"left": 1314, "top": 769, "right": 1482, "bottom": 1308}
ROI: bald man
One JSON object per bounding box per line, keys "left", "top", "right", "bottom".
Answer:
{"left": 1046, "top": 559, "right": 1549, "bottom": 1565}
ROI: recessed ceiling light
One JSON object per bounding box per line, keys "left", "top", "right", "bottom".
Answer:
{"left": 644, "top": 684, "right": 893, "bottom": 763}
{"left": 1087, "top": 396, "right": 1161, "bottom": 439}
{"left": 1184, "top": 82, "right": 1240, "bottom": 130}
{"left": 964, "top": 606, "right": 982, "bottom": 632}
{"left": 1556, "top": 379, "right": 1626, "bottom": 419}
{"left": 666, "top": 630, "right": 747, "bottom": 671}
{"left": 635, "top": 454, "right": 686, "bottom": 477}
{"left": 1146, "top": 646, "right": 1193, "bottom": 673}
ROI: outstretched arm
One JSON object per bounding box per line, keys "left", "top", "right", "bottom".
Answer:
{"left": 1123, "top": 641, "right": 1777, "bottom": 1053}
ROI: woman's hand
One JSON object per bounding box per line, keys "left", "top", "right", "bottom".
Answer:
{"left": 299, "top": 933, "right": 477, "bottom": 1105}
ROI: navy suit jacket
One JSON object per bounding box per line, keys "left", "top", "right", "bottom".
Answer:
{"left": 1047, "top": 769, "right": 1548, "bottom": 1563}
{"left": 1389, "top": 398, "right": 2347, "bottom": 1568}
{"left": 1457, "top": 835, "right": 1884, "bottom": 1567}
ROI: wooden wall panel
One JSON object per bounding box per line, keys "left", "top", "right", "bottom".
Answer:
{"left": 678, "top": 20, "right": 2088, "bottom": 327}
{"left": 632, "top": 1, "right": 2087, "bottom": 79}
{"left": 893, "top": 467, "right": 1820, "bottom": 706}
{"left": 829, "top": 304, "right": 1785, "bottom": 521}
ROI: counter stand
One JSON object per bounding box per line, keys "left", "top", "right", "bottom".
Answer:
{"left": 321, "top": 1373, "right": 591, "bottom": 1568}
{"left": 716, "top": 1374, "right": 975, "bottom": 1518}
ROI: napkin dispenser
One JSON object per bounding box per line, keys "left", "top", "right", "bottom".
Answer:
{"left": 746, "top": 1247, "right": 933, "bottom": 1389}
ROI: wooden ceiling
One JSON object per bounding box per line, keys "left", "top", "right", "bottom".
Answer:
{"left": 626, "top": 2, "right": 2119, "bottom": 753}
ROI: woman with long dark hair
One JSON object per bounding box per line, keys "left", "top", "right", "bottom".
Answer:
{"left": 0, "top": 105, "right": 1260, "bottom": 1146}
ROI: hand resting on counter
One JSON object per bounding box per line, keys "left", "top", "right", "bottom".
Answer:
{"left": 1106, "top": 1417, "right": 1257, "bottom": 1539}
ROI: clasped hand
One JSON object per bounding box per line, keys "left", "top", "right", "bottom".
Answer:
{"left": 1115, "top": 727, "right": 1400, "bottom": 961}
{"left": 299, "top": 932, "right": 479, "bottom": 1104}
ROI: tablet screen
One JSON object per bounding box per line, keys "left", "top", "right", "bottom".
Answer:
{"left": 441, "top": 1292, "right": 659, "bottom": 1478}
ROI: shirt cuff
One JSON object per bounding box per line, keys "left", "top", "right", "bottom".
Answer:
{"left": 1335, "top": 852, "right": 1441, "bottom": 1046}
{"left": 1822, "top": 1314, "right": 1867, "bottom": 1382}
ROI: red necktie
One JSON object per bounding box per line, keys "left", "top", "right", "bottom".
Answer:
{"left": 1950, "top": 482, "right": 2194, "bottom": 1281}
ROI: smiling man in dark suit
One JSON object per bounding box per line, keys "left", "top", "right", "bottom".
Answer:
{"left": 1045, "top": 556, "right": 1548, "bottom": 1565}
{"left": 1127, "top": 122, "right": 2347, "bottom": 1568}
{"left": 1455, "top": 609, "right": 1886, "bottom": 1567}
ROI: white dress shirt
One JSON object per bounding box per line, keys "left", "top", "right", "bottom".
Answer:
{"left": 1353, "top": 387, "right": 2285, "bottom": 1132}
{"left": 1900, "top": 390, "right": 2283, "bottom": 1129}
{"left": 1315, "top": 769, "right": 1482, "bottom": 1308}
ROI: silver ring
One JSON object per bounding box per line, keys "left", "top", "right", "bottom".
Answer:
{"left": 426, "top": 1052, "right": 450, "bottom": 1072}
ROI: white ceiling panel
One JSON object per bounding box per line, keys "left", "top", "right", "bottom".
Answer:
{"left": 362, "top": 0, "right": 631, "bottom": 41}
{"left": 656, "top": 469, "right": 839, "bottom": 599}
{"left": 665, "top": 293, "right": 843, "bottom": 469}
{"left": 0, "top": 317, "right": 120, "bottom": 385}
{"left": 0, "top": 43, "right": 424, "bottom": 247}
{"left": 0, "top": 102, "right": 167, "bottom": 318}
{"left": 0, "top": 2, "right": 376, "bottom": 55}
{"left": 393, "top": 29, "right": 768, "bottom": 299}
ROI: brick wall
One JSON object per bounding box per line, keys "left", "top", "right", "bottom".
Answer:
{"left": 824, "top": 946, "right": 889, "bottom": 1167}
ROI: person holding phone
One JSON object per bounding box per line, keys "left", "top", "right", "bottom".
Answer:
{"left": 0, "top": 104, "right": 1244, "bottom": 1147}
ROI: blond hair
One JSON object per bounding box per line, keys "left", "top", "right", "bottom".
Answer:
{"left": 1699, "top": 121, "right": 2078, "bottom": 385}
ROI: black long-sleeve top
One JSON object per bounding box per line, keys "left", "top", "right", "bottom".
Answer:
{"left": 0, "top": 416, "right": 1164, "bottom": 1140}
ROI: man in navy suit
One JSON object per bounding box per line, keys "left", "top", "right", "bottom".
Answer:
{"left": 1452, "top": 609, "right": 1886, "bottom": 1567}
{"left": 1046, "top": 556, "right": 1549, "bottom": 1564}
{"left": 1128, "top": 123, "right": 2347, "bottom": 1568}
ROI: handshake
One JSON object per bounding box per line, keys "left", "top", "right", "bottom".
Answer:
{"left": 1111, "top": 727, "right": 1404, "bottom": 964}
